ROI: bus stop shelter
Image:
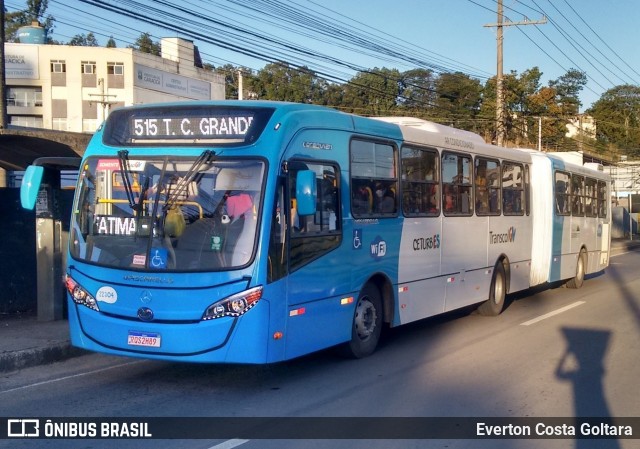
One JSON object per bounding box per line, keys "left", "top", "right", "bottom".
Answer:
{"left": 0, "top": 128, "right": 89, "bottom": 320}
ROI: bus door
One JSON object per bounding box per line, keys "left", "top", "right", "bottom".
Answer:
{"left": 440, "top": 152, "right": 485, "bottom": 311}
{"left": 281, "top": 159, "right": 351, "bottom": 358}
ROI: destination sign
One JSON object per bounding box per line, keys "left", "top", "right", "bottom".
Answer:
{"left": 103, "top": 106, "right": 275, "bottom": 146}
{"left": 130, "top": 114, "right": 254, "bottom": 140}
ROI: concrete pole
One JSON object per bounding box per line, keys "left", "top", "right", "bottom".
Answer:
{"left": 496, "top": 0, "right": 504, "bottom": 147}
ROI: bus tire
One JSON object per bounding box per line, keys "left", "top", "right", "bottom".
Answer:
{"left": 341, "top": 284, "right": 383, "bottom": 358}
{"left": 477, "top": 262, "right": 506, "bottom": 316}
{"left": 566, "top": 249, "right": 586, "bottom": 289}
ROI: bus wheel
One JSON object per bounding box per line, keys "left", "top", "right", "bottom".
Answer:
{"left": 477, "top": 263, "right": 506, "bottom": 316}
{"left": 566, "top": 249, "right": 586, "bottom": 289}
{"left": 342, "top": 284, "right": 383, "bottom": 358}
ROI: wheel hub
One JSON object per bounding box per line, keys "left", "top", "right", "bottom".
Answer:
{"left": 355, "top": 298, "right": 377, "bottom": 340}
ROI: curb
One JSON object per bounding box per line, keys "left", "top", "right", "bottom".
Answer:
{"left": 0, "top": 343, "right": 87, "bottom": 374}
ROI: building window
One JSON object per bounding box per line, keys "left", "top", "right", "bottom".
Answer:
{"left": 107, "top": 62, "right": 124, "bottom": 75}
{"left": 107, "top": 62, "right": 125, "bottom": 88}
{"left": 52, "top": 118, "right": 68, "bottom": 131}
{"left": 51, "top": 60, "right": 67, "bottom": 86}
{"left": 82, "top": 61, "right": 97, "bottom": 87}
{"left": 7, "top": 87, "right": 42, "bottom": 107}
{"left": 82, "top": 61, "right": 96, "bottom": 74}
{"left": 82, "top": 119, "right": 99, "bottom": 133}
{"left": 10, "top": 116, "right": 44, "bottom": 128}
{"left": 51, "top": 60, "right": 66, "bottom": 73}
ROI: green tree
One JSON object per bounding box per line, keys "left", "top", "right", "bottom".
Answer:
{"left": 130, "top": 32, "right": 161, "bottom": 56}
{"left": 400, "top": 68, "right": 436, "bottom": 113}
{"left": 5, "top": 0, "right": 55, "bottom": 43}
{"left": 527, "top": 86, "right": 568, "bottom": 150}
{"left": 248, "top": 62, "right": 324, "bottom": 103}
{"left": 506, "top": 68, "right": 544, "bottom": 146}
{"left": 433, "top": 72, "right": 482, "bottom": 130}
{"left": 319, "top": 82, "right": 345, "bottom": 108}
{"left": 342, "top": 68, "right": 402, "bottom": 115}
{"left": 589, "top": 85, "right": 640, "bottom": 157}
{"left": 549, "top": 68, "right": 587, "bottom": 115}
{"left": 106, "top": 36, "right": 117, "bottom": 48}
{"left": 68, "top": 32, "right": 99, "bottom": 46}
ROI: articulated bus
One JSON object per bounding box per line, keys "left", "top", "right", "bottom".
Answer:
{"left": 20, "top": 101, "right": 611, "bottom": 363}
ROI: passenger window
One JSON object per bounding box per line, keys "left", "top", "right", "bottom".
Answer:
{"left": 350, "top": 139, "right": 398, "bottom": 217}
{"left": 597, "top": 181, "right": 608, "bottom": 218}
{"left": 442, "top": 152, "right": 472, "bottom": 216}
{"left": 401, "top": 146, "right": 439, "bottom": 216}
{"left": 555, "top": 171, "right": 571, "bottom": 216}
{"left": 571, "top": 175, "right": 585, "bottom": 216}
{"left": 585, "top": 178, "right": 597, "bottom": 218}
{"left": 475, "top": 157, "right": 500, "bottom": 216}
{"left": 289, "top": 161, "right": 341, "bottom": 272}
{"left": 289, "top": 161, "right": 340, "bottom": 234}
{"left": 502, "top": 162, "right": 524, "bottom": 215}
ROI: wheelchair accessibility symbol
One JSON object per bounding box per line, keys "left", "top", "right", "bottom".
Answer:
{"left": 150, "top": 248, "right": 168, "bottom": 269}
{"left": 353, "top": 229, "right": 362, "bottom": 250}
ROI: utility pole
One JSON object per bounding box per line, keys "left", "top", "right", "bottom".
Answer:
{"left": 0, "top": 0, "right": 6, "bottom": 131}
{"left": 485, "top": 0, "right": 546, "bottom": 146}
{"left": 88, "top": 78, "right": 116, "bottom": 122}
{"left": 0, "top": 0, "right": 7, "bottom": 187}
{"left": 538, "top": 116, "right": 542, "bottom": 151}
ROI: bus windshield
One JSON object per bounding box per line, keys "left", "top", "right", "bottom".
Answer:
{"left": 70, "top": 155, "right": 265, "bottom": 271}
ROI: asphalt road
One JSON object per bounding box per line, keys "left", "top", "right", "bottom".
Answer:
{"left": 2, "top": 245, "right": 639, "bottom": 449}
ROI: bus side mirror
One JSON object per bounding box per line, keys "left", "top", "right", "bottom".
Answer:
{"left": 296, "top": 170, "right": 317, "bottom": 216}
{"left": 20, "top": 165, "right": 45, "bottom": 210}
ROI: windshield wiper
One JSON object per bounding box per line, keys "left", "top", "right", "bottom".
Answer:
{"left": 117, "top": 150, "right": 138, "bottom": 209}
{"left": 163, "top": 150, "right": 215, "bottom": 212}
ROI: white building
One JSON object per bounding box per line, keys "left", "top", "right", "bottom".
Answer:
{"left": 565, "top": 114, "right": 596, "bottom": 140}
{"left": 4, "top": 37, "right": 226, "bottom": 133}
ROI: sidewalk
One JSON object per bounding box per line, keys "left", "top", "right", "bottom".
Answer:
{"left": 1, "top": 237, "right": 639, "bottom": 374}
{"left": 0, "top": 315, "right": 86, "bottom": 373}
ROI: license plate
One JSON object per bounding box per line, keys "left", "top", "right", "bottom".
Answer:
{"left": 127, "top": 331, "right": 161, "bottom": 348}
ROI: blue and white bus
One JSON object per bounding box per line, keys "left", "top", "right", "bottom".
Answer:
{"left": 21, "top": 101, "right": 611, "bottom": 363}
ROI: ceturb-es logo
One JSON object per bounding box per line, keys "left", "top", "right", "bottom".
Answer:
{"left": 489, "top": 226, "right": 516, "bottom": 244}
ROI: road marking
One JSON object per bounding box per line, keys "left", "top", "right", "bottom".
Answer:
{"left": 0, "top": 360, "right": 144, "bottom": 395}
{"left": 520, "top": 301, "right": 585, "bottom": 326}
{"left": 207, "top": 439, "right": 250, "bottom": 449}
{"left": 612, "top": 251, "right": 633, "bottom": 257}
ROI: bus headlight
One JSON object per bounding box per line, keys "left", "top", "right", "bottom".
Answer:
{"left": 64, "top": 274, "right": 99, "bottom": 312}
{"left": 202, "top": 286, "right": 263, "bottom": 320}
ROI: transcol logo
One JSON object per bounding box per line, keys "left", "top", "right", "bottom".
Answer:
{"left": 489, "top": 226, "right": 516, "bottom": 244}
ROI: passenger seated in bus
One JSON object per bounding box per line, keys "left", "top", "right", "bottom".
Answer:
{"left": 476, "top": 189, "right": 489, "bottom": 214}
{"left": 353, "top": 181, "right": 374, "bottom": 214}
{"left": 375, "top": 182, "right": 396, "bottom": 213}
{"left": 426, "top": 184, "right": 438, "bottom": 213}
{"left": 443, "top": 184, "right": 456, "bottom": 212}
{"left": 556, "top": 180, "right": 567, "bottom": 214}
{"left": 460, "top": 188, "right": 471, "bottom": 214}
